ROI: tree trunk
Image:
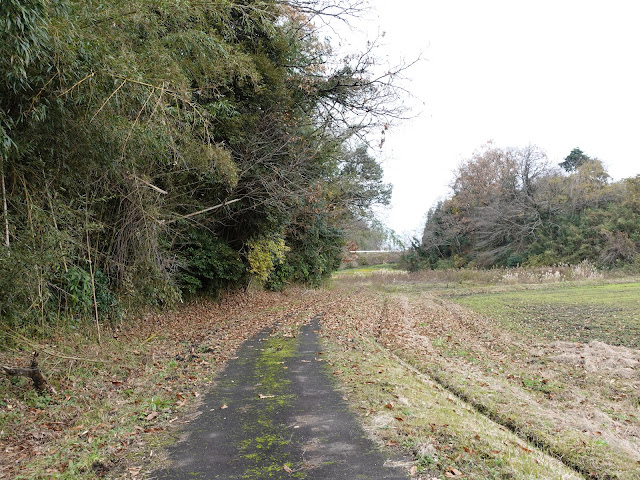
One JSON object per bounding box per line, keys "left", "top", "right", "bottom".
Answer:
{"left": 1, "top": 163, "right": 9, "bottom": 250}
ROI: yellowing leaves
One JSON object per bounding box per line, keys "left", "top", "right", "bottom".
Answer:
{"left": 247, "top": 236, "right": 290, "bottom": 283}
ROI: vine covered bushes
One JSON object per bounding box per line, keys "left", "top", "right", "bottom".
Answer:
{"left": 0, "top": 0, "right": 395, "bottom": 330}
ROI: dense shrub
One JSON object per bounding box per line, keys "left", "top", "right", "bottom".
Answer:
{"left": 0, "top": 0, "right": 398, "bottom": 332}
{"left": 176, "top": 230, "right": 245, "bottom": 296}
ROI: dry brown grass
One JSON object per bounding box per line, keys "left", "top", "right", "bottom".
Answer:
{"left": 318, "top": 292, "right": 582, "bottom": 479}
{"left": 321, "top": 274, "right": 640, "bottom": 479}
{"left": 336, "top": 260, "right": 606, "bottom": 289}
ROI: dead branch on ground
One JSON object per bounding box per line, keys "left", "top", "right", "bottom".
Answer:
{"left": 1, "top": 351, "right": 55, "bottom": 395}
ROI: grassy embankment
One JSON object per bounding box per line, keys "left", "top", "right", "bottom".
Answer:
{"left": 320, "top": 267, "right": 640, "bottom": 479}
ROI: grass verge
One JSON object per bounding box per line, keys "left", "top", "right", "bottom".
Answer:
{"left": 451, "top": 282, "right": 640, "bottom": 347}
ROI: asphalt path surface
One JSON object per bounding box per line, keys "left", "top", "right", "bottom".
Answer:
{"left": 152, "top": 316, "right": 409, "bottom": 479}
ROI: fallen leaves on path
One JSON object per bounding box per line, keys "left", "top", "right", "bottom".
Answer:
{"left": 0, "top": 286, "right": 332, "bottom": 479}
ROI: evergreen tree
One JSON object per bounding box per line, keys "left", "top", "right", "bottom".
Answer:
{"left": 559, "top": 147, "right": 590, "bottom": 172}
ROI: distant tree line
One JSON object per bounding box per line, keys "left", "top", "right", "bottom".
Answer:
{"left": 344, "top": 218, "right": 403, "bottom": 252}
{"left": 0, "top": 0, "right": 399, "bottom": 330}
{"left": 407, "top": 143, "right": 640, "bottom": 270}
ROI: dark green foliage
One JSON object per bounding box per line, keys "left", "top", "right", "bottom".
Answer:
{"left": 287, "top": 208, "right": 345, "bottom": 287}
{"left": 59, "top": 266, "right": 120, "bottom": 319}
{"left": 329, "top": 145, "right": 392, "bottom": 218}
{"left": 92, "top": 268, "right": 120, "bottom": 319}
{"left": 401, "top": 238, "right": 433, "bottom": 272}
{"left": 175, "top": 230, "right": 245, "bottom": 295}
{"left": 61, "top": 267, "right": 93, "bottom": 314}
{"left": 559, "top": 147, "right": 590, "bottom": 172}
{"left": 0, "top": 241, "right": 54, "bottom": 328}
{"left": 506, "top": 254, "right": 523, "bottom": 268}
{"left": 265, "top": 261, "right": 294, "bottom": 292}
{"left": 0, "top": 0, "right": 51, "bottom": 156}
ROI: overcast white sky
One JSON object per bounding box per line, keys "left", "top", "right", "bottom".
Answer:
{"left": 326, "top": 0, "right": 640, "bottom": 238}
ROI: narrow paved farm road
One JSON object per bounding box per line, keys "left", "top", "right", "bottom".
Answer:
{"left": 152, "top": 316, "right": 409, "bottom": 480}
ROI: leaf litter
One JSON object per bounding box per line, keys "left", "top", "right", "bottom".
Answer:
{"left": 3, "top": 276, "right": 640, "bottom": 479}
{"left": 0, "top": 286, "right": 329, "bottom": 479}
